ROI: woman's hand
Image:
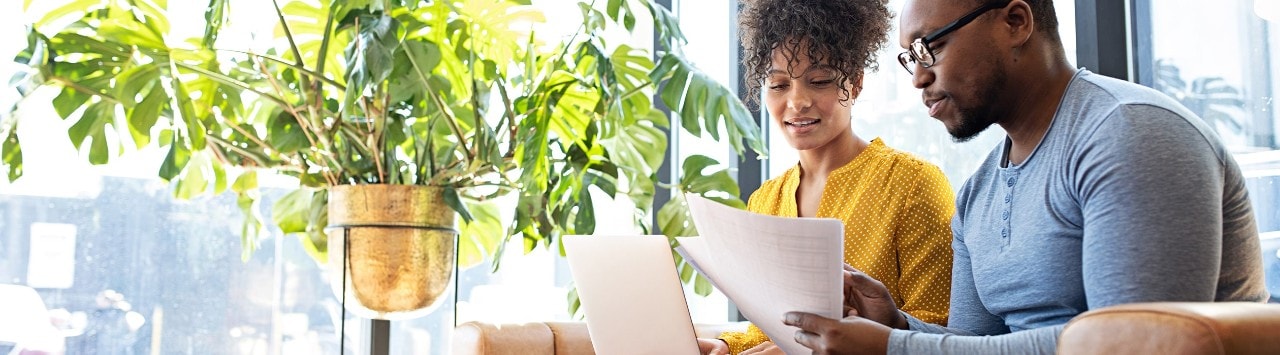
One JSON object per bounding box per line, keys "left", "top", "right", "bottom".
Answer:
{"left": 843, "top": 264, "right": 908, "bottom": 329}
{"left": 696, "top": 338, "right": 730, "bottom": 355}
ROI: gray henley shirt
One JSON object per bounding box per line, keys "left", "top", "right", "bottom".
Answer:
{"left": 887, "top": 69, "right": 1269, "bottom": 354}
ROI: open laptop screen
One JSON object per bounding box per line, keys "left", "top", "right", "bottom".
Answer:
{"left": 563, "top": 235, "right": 701, "bottom": 355}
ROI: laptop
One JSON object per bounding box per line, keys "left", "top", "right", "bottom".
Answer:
{"left": 562, "top": 235, "right": 701, "bottom": 355}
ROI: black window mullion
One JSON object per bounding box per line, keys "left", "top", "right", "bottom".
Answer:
{"left": 652, "top": 0, "right": 678, "bottom": 233}
{"left": 1075, "top": 0, "right": 1131, "bottom": 81}
{"left": 1129, "top": 0, "right": 1154, "bottom": 87}
{"left": 723, "top": 0, "right": 766, "bottom": 323}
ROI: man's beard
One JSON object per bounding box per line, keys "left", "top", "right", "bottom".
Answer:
{"left": 946, "top": 68, "right": 1007, "bottom": 143}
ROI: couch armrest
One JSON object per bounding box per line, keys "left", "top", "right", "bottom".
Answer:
{"left": 453, "top": 322, "right": 555, "bottom": 355}
{"left": 452, "top": 321, "right": 753, "bottom": 354}
{"left": 1057, "top": 302, "right": 1280, "bottom": 355}
{"left": 544, "top": 322, "right": 597, "bottom": 355}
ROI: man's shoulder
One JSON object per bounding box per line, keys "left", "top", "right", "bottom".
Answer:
{"left": 1067, "top": 71, "right": 1190, "bottom": 117}
{"left": 1060, "top": 71, "right": 1220, "bottom": 148}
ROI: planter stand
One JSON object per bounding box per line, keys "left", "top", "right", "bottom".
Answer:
{"left": 326, "top": 185, "right": 459, "bottom": 354}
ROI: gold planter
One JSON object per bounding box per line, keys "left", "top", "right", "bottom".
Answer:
{"left": 325, "top": 184, "right": 457, "bottom": 320}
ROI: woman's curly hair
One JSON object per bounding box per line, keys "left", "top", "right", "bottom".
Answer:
{"left": 738, "top": 0, "right": 893, "bottom": 103}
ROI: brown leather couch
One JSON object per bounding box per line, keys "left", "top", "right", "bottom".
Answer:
{"left": 454, "top": 302, "right": 1280, "bottom": 354}
{"left": 1058, "top": 302, "right": 1280, "bottom": 355}
{"left": 451, "top": 321, "right": 746, "bottom": 355}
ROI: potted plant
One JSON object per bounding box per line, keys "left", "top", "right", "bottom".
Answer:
{"left": 6, "top": 0, "right": 764, "bottom": 319}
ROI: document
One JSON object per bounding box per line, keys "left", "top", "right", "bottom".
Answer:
{"left": 675, "top": 194, "right": 844, "bottom": 355}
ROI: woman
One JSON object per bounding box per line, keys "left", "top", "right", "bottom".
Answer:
{"left": 698, "top": 0, "right": 954, "bottom": 354}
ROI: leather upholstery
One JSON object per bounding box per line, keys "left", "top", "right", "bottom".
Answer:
{"left": 451, "top": 321, "right": 746, "bottom": 355}
{"left": 1058, "top": 302, "right": 1280, "bottom": 355}
{"left": 455, "top": 303, "right": 1280, "bottom": 354}
{"left": 452, "top": 322, "right": 556, "bottom": 355}
{"left": 545, "top": 322, "right": 596, "bottom": 355}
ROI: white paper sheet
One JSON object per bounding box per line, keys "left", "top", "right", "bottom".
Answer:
{"left": 675, "top": 194, "right": 844, "bottom": 355}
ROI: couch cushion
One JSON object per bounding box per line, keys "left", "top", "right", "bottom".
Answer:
{"left": 453, "top": 322, "right": 555, "bottom": 355}
{"left": 1057, "top": 302, "right": 1280, "bottom": 355}
{"left": 546, "top": 322, "right": 595, "bottom": 355}
{"left": 453, "top": 321, "right": 752, "bottom": 354}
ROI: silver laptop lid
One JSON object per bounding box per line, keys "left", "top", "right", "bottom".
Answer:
{"left": 563, "top": 235, "right": 700, "bottom": 355}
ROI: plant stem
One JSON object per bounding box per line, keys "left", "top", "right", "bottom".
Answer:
{"left": 206, "top": 135, "right": 276, "bottom": 169}
{"left": 313, "top": 3, "right": 338, "bottom": 115}
{"left": 253, "top": 58, "right": 341, "bottom": 183}
{"left": 617, "top": 81, "right": 655, "bottom": 101}
{"left": 207, "top": 140, "right": 230, "bottom": 165}
{"left": 356, "top": 95, "right": 386, "bottom": 183}
{"left": 271, "top": 0, "right": 306, "bottom": 75}
{"left": 381, "top": 91, "right": 392, "bottom": 183}
{"left": 495, "top": 82, "right": 519, "bottom": 157}
{"left": 173, "top": 62, "right": 295, "bottom": 111}
{"left": 256, "top": 59, "right": 316, "bottom": 147}
{"left": 269, "top": 0, "right": 328, "bottom": 150}
{"left": 402, "top": 42, "right": 474, "bottom": 166}
{"left": 423, "top": 115, "right": 438, "bottom": 184}
{"left": 207, "top": 49, "right": 347, "bottom": 90}
{"left": 48, "top": 77, "right": 122, "bottom": 105}
{"left": 336, "top": 123, "right": 382, "bottom": 173}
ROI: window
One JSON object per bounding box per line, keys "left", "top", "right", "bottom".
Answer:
{"left": 1, "top": 2, "right": 349, "bottom": 354}
{"left": 1137, "top": 0, "right": 1280, "bottom": 302}
{"left": 673, "top": 0, "right": 735, "bottom": 324}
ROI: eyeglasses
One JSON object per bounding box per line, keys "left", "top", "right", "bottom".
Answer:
{"left": 897, "top": 0, "right": 1013, "bottom": 74}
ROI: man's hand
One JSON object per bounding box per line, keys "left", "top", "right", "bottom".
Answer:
{"left": 843, "top": 264, "right": 908, "bottom": 329}
{"left": 696, "top": 338, "right": 729, "bottom": 355}
{"left": 739, "top": 341, "right": 784, "bottom": 355}
{"left": 785, "top": 311, "right": 892, "bottom": 355}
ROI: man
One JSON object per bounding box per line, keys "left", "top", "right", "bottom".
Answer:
{"left": 782, "top": 0, "right": 1270, "bottom": 354}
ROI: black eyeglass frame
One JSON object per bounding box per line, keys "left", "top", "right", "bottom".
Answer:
{"left": 897, "top": 0, "right": 1014, "bottom": 74}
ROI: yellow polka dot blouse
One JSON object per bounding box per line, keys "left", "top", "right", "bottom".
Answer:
{"left": 718, "top": 138, "right": 955, "bottom": 354}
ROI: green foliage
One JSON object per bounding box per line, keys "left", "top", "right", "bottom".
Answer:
{"left": 7, "top": 0, "right": 766, "bottom": 281}
{"left": 1, "top": 128, "right": 20, "bottom": 182}
{"left": 654, "top": 154, "right": 744, "bottom": 297}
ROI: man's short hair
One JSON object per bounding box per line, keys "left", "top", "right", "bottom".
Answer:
{"left": 970, "top": 0, "right": 1061, "bottom": 43}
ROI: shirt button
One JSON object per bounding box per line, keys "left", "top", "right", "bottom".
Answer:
{"left": 1007, "top": 177, "right": 1016, "bottom": 187}
{"left": 1002, "top": 210, "right": 1009, "bottom": 220}
{"left": 1001, "top": 229, "right": 1009, "bottom": 238}
{"left": 1004, "top": 194, "right": 1012, "bottom": 203}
